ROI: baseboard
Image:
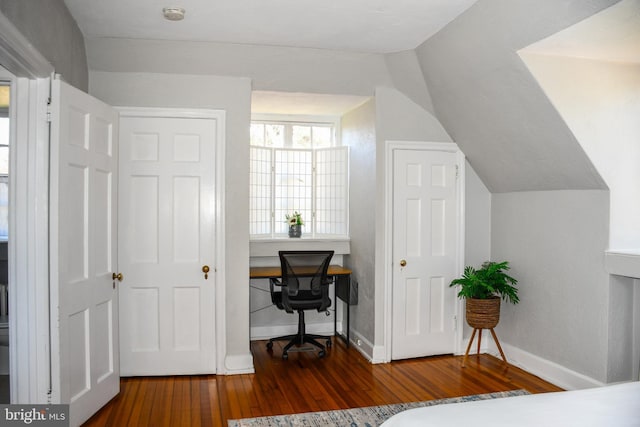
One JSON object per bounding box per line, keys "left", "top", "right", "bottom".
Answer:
{"left": 346, "top": 329, "right": 377, "bottom": 362}
{"left": 224, "top": 353, "right": 255, "bottom": 375}
{"left": 485, "top": 340, "right": 604, "bottom": 390}
{"left": 250, "top": 321, "right": 338, "bottom": 341}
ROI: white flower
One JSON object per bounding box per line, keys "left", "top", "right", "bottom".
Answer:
{"left": 285, "top": 211, "right": 304, "bottom": 226}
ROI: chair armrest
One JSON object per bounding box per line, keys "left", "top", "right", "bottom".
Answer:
{"left": 269, "top": 278, "right": 283, "bottom": 305}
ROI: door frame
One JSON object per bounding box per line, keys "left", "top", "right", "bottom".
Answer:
{"left": 117, "top": 107, "right": 227, "bottom": 374}
{"left": 382, "top": 141, "right": 466, "bottom": 363}
{"left": 0, "top": 11, "right": 54, "bottom": 403}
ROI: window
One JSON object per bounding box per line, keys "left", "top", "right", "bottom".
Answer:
{"left": 250, "top": 118, "right": 348, "bottom": 238}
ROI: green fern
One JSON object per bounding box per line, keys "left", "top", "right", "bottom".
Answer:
{"left": 450, "top": 261, "right": 519, "bottom": 304}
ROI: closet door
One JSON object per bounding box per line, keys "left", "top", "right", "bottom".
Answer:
{"left": 391, "top": 147, "right": 462, "bottom": 360}
{"left": 118, "top": 112, "right": 218, "bottom": 375}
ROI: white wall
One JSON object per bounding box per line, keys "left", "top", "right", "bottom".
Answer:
{"left": 373, "top": 87, "right": 456, "bottom": 358}
{"left": 0, "top": 1, "right": 88, "bottom": 90}
{"left": 520, "top": 54, "right": 640, "bottom": 251}
{"left": 492, "top": 190, "right": 611, "bottom": 383}
{"left": 89, "top": 71, "right": 254, "bottom": 373}
{"left": 414, "top": 0, "right": 613, "bottom": 192}
{"left": 86, "top": 38, "right": 392, "bottom": 97}
{"left": 464, "top": 162, "right": 491, "bottom": 268}
{"left": 342, "top": 98, "right": 377, "bottom": 347}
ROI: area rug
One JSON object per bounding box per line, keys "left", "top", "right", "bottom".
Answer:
{"left": 228, "top": 389, "right": 529, "bottom": 426}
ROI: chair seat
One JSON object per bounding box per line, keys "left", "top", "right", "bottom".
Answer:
{"left": 272, "top": 291, "right": 329, "bottom": 311}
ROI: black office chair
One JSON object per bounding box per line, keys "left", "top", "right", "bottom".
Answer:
{"left": 266, "top": 250, "right": 334, "bottom": 359}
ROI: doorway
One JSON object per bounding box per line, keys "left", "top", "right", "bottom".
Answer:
{"left": 384, "top": 141, "right": 465, "bottom": 361}
{"left": 0, "top": 78, "right": 9, "bottom": 403}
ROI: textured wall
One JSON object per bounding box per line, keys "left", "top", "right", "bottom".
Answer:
{"left": 86, "top": 37, "right": 392, "bottom": 97}
{"left": 414, "top": 0, "right": 619, "bottom": 192}
{"left": 0, "top": 0, "right": 88, "bottom": 90}
{"left": 90, "top": 71, "right": 253, "bottom": 373}
{"left": 342, "top": 98, "right": 377, "bottom": 346}
{"left": 522, "top": 54, "right": 640, "bottom": 250}
{"left": 492, "top": 190, "right": 610, "bottom": 382}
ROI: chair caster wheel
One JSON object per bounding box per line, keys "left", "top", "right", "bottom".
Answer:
{"left": 266, "top": 341, "right": 273, "bottom": 350}
{"left": 318, "top": 350, "right": 326, "bottom": 358}
{"left": 326, "top": 339, "right": 332, "bottom": 348}
{"left": 282, "top": 353, "right": 288, "bottom": 360}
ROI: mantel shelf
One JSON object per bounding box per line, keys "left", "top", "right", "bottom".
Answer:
{"left": 605, "top": 250, "right": 640, "bottom": 279}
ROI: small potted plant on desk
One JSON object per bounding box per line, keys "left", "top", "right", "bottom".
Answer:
{"left": 449, "top": 261, "right": 519, "bottom": 367}
{"left": 286, "top": 211, "right": 304, "bottom": 238}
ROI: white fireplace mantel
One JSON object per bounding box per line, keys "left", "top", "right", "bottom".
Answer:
{"left": 605, "top": 250, "right": 640, "bottom": 279}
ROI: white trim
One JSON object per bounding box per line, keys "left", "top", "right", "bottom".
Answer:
{"left": 223, "top": 354, "right": 255, "bottom": 375}
{"left": 382, "top": 141, "right": 466, "bottom": 363}
{"left": 3, "top": 72, "right": 51, "bottom": 404}
{"left": 485, "top": 341, "right": 605, "bottom": 390}
{"left": 116, "top": 106, "right": 228, "bottom": 374}
{"left": 0, "top": 11, "right": 54, "bottom": 78}
{"left": 605, "top": 251, "right": 640, "bottom": 278}
{"left": 250, "top": 238, "right": 351, "bottom": 257}
{"left": 0, "top": 10, "right": 53, "bottom": 405}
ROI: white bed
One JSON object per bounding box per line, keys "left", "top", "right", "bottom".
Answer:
{"left": 381, "top": 381, "right": 640, "bottom": 427}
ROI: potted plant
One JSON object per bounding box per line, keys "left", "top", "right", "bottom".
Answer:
{"left": 450, "top": 261, "right": 519, "bottom": 365}
{"left": 285, "top": 211, "right": 304, "bottom": 238}
{"left": 449, "top": 261, "right": 519, "bottom": 330}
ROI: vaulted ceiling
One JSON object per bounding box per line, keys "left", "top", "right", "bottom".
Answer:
{"left": 62, "top": 0, "right": 632, "bottom": 194}
{"left": 414, "top": 0, "right": 624, "bottom": 192}
{"left": 63, "top": 0, "right": 478, "bottom": 53}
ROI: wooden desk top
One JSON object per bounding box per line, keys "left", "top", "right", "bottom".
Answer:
{"left": 250, "top": 265, "right": 352, "bottom": 279}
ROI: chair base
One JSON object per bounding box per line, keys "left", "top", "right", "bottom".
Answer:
{"left": 267, "top": 310, "right": 332, "bottom": 359}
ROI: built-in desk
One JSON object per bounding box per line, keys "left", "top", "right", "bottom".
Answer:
{"left": 250, "top": 265, "right": 354, "bottom": 347}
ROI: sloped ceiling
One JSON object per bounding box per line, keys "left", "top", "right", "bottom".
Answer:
{"left": 415, "top": 0, "right": 621, "bottom": 192}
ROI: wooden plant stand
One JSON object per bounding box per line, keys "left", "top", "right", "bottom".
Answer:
{"left": 462, "top": 327, "right": 508, "bottom": 367}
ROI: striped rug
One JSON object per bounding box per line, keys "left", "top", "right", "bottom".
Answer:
{"left": 228, "top": 389, "right": 529, "bottom": 427}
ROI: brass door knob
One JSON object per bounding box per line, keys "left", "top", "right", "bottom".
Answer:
{"left": 202, "top": 265, "right": 210, "bottom": 280}
{"left": 112, "top": 272, "right": 123, "bottom": 281}
{"left": 399, "top": 259, "right": 407, "bottom": 267}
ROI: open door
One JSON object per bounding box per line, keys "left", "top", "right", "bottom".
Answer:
{"left": 49, "top": 78, "right": 119, "bottom": 426}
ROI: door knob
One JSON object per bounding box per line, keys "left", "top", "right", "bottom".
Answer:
{"left": 399, "top": 259, "right": 407, "bottom": 267}
{"left": 202, "top": 265, "right": 210, "bottom": 280}
{"left": 112, "top": 272, "right": 123, "bottom": 281}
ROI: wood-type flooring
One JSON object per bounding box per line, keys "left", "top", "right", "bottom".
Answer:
{"left": 84, "top": 338, "right": 563, "bottom": 426}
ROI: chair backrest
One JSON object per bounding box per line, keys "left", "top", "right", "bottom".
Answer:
{"left": 279, "top": 250, "right": 334, "bottom": 299}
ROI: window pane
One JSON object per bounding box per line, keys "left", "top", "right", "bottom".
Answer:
{"left": 0, "top": 118, "right": 8, "bottom": 175}
{"left": 265, "top": 124, "right": 284, "bottom": 147}
{"left": 316, "top": 147, "right": 348, "bottom": 236}
{"left": 292, "top": 125, "right": 311, "bottom": 149}
{"left": 274, "top": 149, "right": 312, "bottom": 235}
{"left": 250, "top": 123, "right": 265, "bottom": 146}
{"left": 249, "top": 147, "right": 272, "bottom": 235}
{"left": 312, "top": 126, "right": 332, "bottom": 148}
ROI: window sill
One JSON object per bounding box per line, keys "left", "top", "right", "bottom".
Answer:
{"left": 250, "top": 237, "right": 350, "bottom": 257}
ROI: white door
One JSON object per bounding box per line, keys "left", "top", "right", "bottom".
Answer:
{"left": 50, "top": 79, "right": 120, "bottom": 426}
{"left": 118, "top": 113, "right": 217, "bottom": 375}
{"left": 391, "top": 148, "right": 461, "bottom": 360}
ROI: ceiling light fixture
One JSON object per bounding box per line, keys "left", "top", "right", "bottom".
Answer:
{"left": 162, "top": 7, "right": 185, "bottom": 21}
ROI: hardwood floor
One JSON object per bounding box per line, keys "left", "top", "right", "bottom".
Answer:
{"left": 83, "top": 339, "right": 563, "bottom": 426}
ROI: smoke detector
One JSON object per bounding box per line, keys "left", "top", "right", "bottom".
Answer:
{"left": 163, "top": 7, "right": 185, "bottom": 21}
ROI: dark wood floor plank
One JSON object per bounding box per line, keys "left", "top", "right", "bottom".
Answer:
{"left": 83, "top": 339, "right": 562, "bottom": 426}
